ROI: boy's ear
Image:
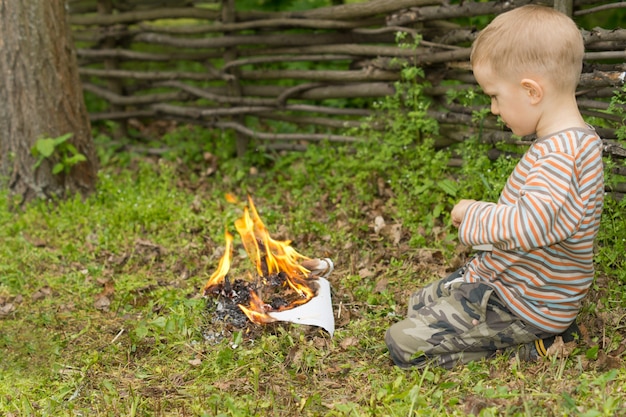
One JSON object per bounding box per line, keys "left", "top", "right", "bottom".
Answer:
{"left": 521, "top": 78, "right": 543, "bottom": 104}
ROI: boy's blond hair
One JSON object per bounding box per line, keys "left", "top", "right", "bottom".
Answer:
{"left": 470, "top": 5, "right": 584, "bottom": 93}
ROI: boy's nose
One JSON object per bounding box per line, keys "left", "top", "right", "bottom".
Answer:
{"left": 491, "top": 102, "right": 499, "bottom": 115}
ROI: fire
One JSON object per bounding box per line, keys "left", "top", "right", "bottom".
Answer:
{"left": 238, "top": 291, "right": 277, "bottom": 324}
{"left": 203, "top": 195, "right": 318, "bottom": 325}
{"left": 202, "top": 229, "right": 234, "bottom": 291}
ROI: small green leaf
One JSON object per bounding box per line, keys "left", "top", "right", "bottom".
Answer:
{"left": 65, "top": 143, "right": 79, "bottom": 155}
{"left": 585, "top": 345, "right": 599, "bottom": 360}
{"left": 151, "top": 316, "right": 167, "bottom": 328}
{"left": 34, "top": 138, "right": 56, "bottom": 158}
{"left": 52, "top": 163, "right": 64, "bottom": 174}
{"left": 438, "top": 178, "right": 459, "bottom": 196}
{"left": 561, "top": 391, "right": 577, "bottom": 409}
{"left": 33, "top": 157, "right": 45, "bottom": 169}
{"left": 66, "top": 154, "right": 87, "bottom": 166}
{"left": 52, "top": 132, "right": 73, "bottom": 146}
{"left": 433, "top": 203, "right": 443, "bottom": 218}
{"left": 135, "top": 324, "right": 149, "bottom": 340}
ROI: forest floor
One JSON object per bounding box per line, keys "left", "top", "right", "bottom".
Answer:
{"left": 1, "top": 137, "right": 625, "bottom": 416}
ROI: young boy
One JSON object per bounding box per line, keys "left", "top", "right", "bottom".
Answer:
{"left": 385, "top": 5, "right": 604, "bottom": 369}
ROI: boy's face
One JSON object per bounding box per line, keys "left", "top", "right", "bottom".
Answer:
{"left": 473, "top": 64, "right": 540, "bottom": 137}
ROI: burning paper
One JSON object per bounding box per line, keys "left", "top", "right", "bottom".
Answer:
{"left": 203, "top": 195, "right": 335, "bottom": 336}
{"left": 268, "top": 273, "right": 334, "bottom": 337}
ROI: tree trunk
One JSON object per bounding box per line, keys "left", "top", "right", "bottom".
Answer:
{"left": 0, "top": 0, "right": 98, "bottom": 206}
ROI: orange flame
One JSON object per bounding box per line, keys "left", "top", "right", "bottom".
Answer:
{"left": 204, "top": 195, "right": 318, "bottom": 325}
{"left": 202, "top": 230, "right": 234, "bottom": 295}
{"left": 238, "top": 291, "right": 277, "bottom": 324}
{"left": 224, "top": 192, "right": 239, "bottom": 204}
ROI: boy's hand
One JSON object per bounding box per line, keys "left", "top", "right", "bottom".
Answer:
{"left": 451, "top": 199, "right": 476, "bottom": 228}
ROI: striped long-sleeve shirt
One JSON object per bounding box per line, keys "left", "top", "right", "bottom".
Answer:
{"left": 459, "top": 127, "right": 604, "bottom": 333}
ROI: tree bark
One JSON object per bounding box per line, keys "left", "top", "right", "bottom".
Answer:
{"left": 0, "top": 0, "right": 98, "bottom": 205}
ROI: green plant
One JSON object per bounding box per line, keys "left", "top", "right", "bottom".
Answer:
{"left": 608, "top": 84, "right": 626, "bottom": 141}
{"left": 31, "top": 132, "right": 86, "bottom": 175}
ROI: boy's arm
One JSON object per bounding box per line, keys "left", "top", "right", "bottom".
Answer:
{"left": 457, "top": 152, "right": 584, "bottom": 251}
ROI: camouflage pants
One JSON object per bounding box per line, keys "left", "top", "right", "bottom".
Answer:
{"left": 385, "top": 267, "right": 552, "bottom": 369}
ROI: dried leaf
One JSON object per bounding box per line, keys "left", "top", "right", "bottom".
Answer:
{"left": 58, "top": 303, "right": 76, "bottom": 313}
{"left": 388, "top": 223, "right": 402, "bottom": 245}
{"left": 100, "top": 280, "right": 115, "bottom": 298}
{"left": 0, "top": 303, "right": 16, "bottom": 317}
{"left": 358, "top": 268, "right": 375, "bottom": 278}
{"left": 32, "top": 286, "right": 54, "bottom": 301}
{"left": 135, "top": 239, "right": 166, "bottom": 256}
{"left": 340, "top": 336, "right": 359, "bottom": 349}
{"left": 596, "top": 351, "right": 623, "bottom": 370}
{"left": 374, "top": 278, "right": 388, "bottom": 293}
{"left": 190, "top": 195, "right": 203, "bottom": 213}
{"left": 373, "top": 216, "right": 385, "bottom": 233}
{"left": 203, "top": 152, "right": 218, "bottom": 176}
{"left": 23, "top": 233, "right": 47, "bottom": 247}
{"left": 94, "top": 295, "right": 111, "bottom": 311}
{"left": 284, "top": 345, "right": 303, "bottom": 368}
{"left": 107, "top": 253, "right": 129, "bottom": 267}
{"left": 188, "top": 358, "right": 202, "bottom": 367}
{"left": 546, "top": 336, "right": 577, "bottom": 358}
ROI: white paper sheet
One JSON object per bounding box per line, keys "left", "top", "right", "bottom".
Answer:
{"left": 268, "top": 277, "right": 335, "bottom": 337}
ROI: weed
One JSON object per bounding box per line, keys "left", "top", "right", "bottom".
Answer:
{"left": 608, "top": 84, "right": 626, "bottom": 141}
{"left": 31, "top": 133, "right": 87, "bottom": 175}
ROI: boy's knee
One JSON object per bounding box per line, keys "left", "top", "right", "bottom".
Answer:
{"left": 385, "top": 320, "right": 429, "bottom": 368}
{"left": 385, "top": 327, "right": 411, "bottom": 368}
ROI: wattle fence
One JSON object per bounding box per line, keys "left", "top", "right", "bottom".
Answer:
{"left": 68, "top": 0, "right": 626, "bottom": 167}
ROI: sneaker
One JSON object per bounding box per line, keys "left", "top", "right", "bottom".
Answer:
{"left": 514, "top": 322, "right": 580, "bottom": 361}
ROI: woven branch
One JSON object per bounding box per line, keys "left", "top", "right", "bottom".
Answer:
{"left": 387, "top": 0, "right": 538, "bottom": 26}
{"left": 71, "top": 0, "right": 626, "bottom": 160}
{"left": 214, "top": 121, "right": 360, "bottom": 143}
{"left": 132, "top": 31, "right": 395, "bottom": 49}
{"left": 137, "top": 18, "right": 383, "bottom": 33}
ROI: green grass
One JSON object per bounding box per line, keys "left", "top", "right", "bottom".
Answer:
{"left": 1, "top": 129, "right": 625, "bottom": 416}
